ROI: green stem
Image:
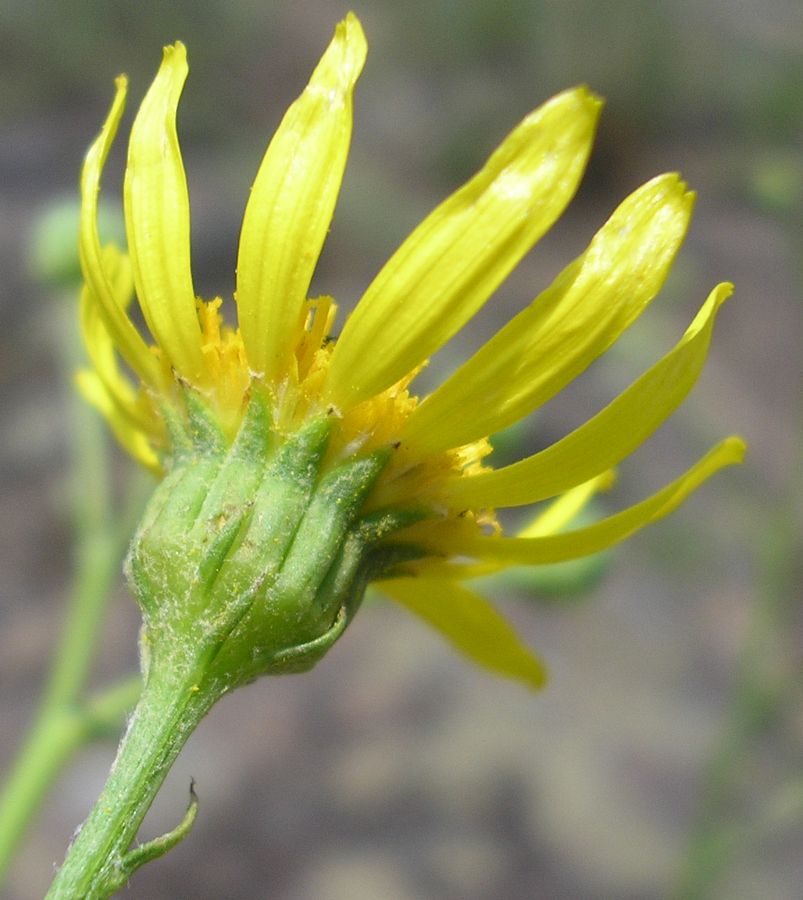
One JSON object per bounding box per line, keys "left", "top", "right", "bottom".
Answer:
{"left": 0, "top": 526, "right": 120, "bottom": 877}
{"left": 46, "top": 663, "right": 218, "bottom": 899}
{"left": 0, "top": 297, "right": 139, "bottom": 886}
{"left": 0, "top": 713, "right": 85, "bottom": 875}
{"left": 48, "top": 294, "right": 117, "bottom": 709}
{"left": 0, "top": 677, "right": 141, "bottom": 879}
{"left": 43, "top": 530, "right": 120, "bottom": 710}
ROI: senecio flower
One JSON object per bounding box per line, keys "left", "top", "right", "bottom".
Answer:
{"left": 78, "top": 13, "right": 743, "bottom": 692}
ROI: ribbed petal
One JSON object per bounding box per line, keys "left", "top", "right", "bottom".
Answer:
{"left": 378, "top": 577, "right": 547, "bottom": 690}
{"left": 401, "top": 174, "right": 695, "bottom": 453}
{"left": 326, "top": 87, "right": 602, "bottom": 409}
{"left": 79, "top": 77, "right": 159, "bottom": 386}
{"left": 420, "top": 437, "right": 745, "bottom": 565}
{"left": 236, "top": 13, "right": 366, "bottom": 382}
{"left": 76, "top": 370, "right": 160, "bottom": 472}
{"left": 444, "top": 282, "right": 732, "bottom": 509}
{"left": 124, "top": 42, "right": 203, "bottom": 380}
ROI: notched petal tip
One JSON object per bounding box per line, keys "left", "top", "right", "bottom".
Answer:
{"left": 141, "top": 41, "right": 188, "bottom": 113}
{"left": 611, "top": 171, "right": 695, "bottom": 247}
{"left": 651, "top": 173, "right": 696, "bottom": 215}
{"left": 514, "top": 85, "right": 603, "bottom": 147}
{"left": 161, "top": 40, "right": 188, "bottom": 67}
{"left": 644, "top": 171, "right": 690, "bottom": 201}
{"left": 381, "top": 577, "right": 549, "bottom": 691}
{"left": 710, "top": 280, "right": 735, "bottom": 308}
{"left": 316, "top": 11, "right": 367, "bottom": 92}
{"left": 341, "top": 10, "right": 368, "bottom": 51}
{"left": 546, "top": 84, "right": 605, "bottom": 121}
{"left": 128, "top": 41, "right": 189, "bottom": 154}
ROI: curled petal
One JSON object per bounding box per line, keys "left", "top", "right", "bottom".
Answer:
{"left": 124, "top": 42, "right": 203, "bottom": 380}
{"left": 80, "top": 77, "right": 159, "bottom": 385}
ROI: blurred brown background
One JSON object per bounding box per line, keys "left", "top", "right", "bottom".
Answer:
{"left": 1, "top": 1, "right": 802, "bottom": 898}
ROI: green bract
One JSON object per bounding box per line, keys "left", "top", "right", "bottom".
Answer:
{"left": 127, "top": 390, "right": 421, "bottom": 689}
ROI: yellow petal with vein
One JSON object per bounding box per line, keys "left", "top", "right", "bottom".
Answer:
{"left": 428, "top": 437, "right": 745, "bottom": 564}
{"left": 79, "top": 77, "right": 159, "bottom": 386}
{"left": 124, "top": 42, "right": 203, "bottom": 380}
{"left": 326, "top": 87, "right": 602, "bottom": 409}
{"left": 378, "top": 577, "right": 547, "bottom": 690}
{"left": 236, "top": 13, "right": 366, "bottom": 381}
{"left": 402, "top": 174, "right": 695, "bottom": 454}
{"left": 445, "top": 282, "right": 731, "bottom": 509}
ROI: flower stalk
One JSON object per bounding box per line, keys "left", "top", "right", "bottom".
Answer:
{"left": 45, "top": 664, "right": 214, "bottom": 899}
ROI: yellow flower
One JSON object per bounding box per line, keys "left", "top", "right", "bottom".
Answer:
{"left": 78, "top": 13, "right": 744, "bottom": 690}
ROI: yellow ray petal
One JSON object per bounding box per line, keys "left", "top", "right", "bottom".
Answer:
{"left": 79, "top": 77, "right": 159, "bottom": 386}
{"left": 124, "top": 41, "right": 203, "bottom": 380}
{"left": 402, "top": 173, "right": 695, "bottom": 453}
{"left": 423, "top": 437, "right": 745, "bottom": 565}
{"left": 519, "top": 470, "right": 616, "bottom": 537}
{"left": 236, "top": 13, "right": 366, "bottom": 382}
{"left": 404, "top": 471, "right": 615, "bottom": 581}
{"left": 444, "top": 282, "right": 731, "bottom": 509}
{"left": 76, "top": 370, "right": 161, "bottom": 473}
{"left": 378, "top": 576, "right": 547, "bottom": 689}
{"left": 326, "top": 87, "right": 603, "bottom": 409}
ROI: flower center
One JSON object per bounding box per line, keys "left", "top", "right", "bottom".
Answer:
{"left": 142, "top": 295, "right": 496, "bottom": 537}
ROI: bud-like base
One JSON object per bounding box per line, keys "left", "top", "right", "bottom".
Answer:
{"left": 48, "top": 389, "right": 427, "bottom": 896}
{"left": 129, "top": 388, "right": 423, "bottom": 692}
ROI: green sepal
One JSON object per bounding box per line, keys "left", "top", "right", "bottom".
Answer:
{"left": 265, "top": 606, "right": 349, "bottom": 674}
{"left": 205, "top": 447, "right": 392, "bottom": 684}
{"left": 184, "top": 388, "right": 227, "bottom": 455}
{"left": 158, "top": 400, "right": 196, "bottom": 464}
{"left": 126, "top": 455, "right": 223, "bottom": 623}
{"left": 268, "top": 451, "right": 390, "bottom": 616}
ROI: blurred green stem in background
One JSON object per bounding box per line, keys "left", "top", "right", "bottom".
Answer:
{"left": 675, "top": 162, "right": 803, "bottom": 899}
{"left": 675, "top": 511, "right": 802, "bottom": 898}
{"left": 0, "top": 204, "right": 142, "bottom": 886}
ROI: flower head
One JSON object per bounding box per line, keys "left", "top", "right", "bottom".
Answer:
{"left": 78, "top": 13, "right": 743, "bottom": 690}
